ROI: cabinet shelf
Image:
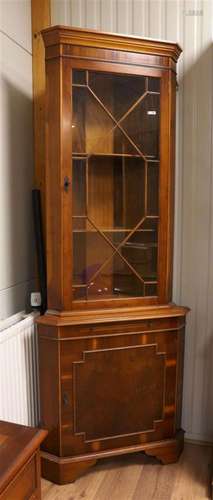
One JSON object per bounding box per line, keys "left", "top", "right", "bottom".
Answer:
{"left": 73, "top": 228, "right": 157, "bottom": 233}
{"left": 124, "top": 242, "right": 157, "bottom": 249}
{"left": 72, "top": 153, "right": 159, "bottom": 161}
{"left": 73, "top": 153, "right": 141, "bottom": 158}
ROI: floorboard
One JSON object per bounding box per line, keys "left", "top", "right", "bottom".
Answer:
{"left": 41, "top": 443, "right": 212, "bottom": 500}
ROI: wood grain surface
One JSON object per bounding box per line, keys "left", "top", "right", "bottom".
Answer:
{"left": 41, "top": 442, "right": 212, "bottom": 500}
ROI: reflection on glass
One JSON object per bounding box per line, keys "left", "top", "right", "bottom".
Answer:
{"left": 72, "top": 70, "right": 161, "bottom": 299}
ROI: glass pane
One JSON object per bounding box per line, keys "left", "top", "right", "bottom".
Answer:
{"left": 147, "top": 163, "right": 159, "bottom": 215}
{"left": 87, "top": 255, "right": 144, "bottom": 299}
{"left": 72, "top": 87, "right": 139, "bottom": 155}
{"left": 89, "top": 71, "right": 146, "bottom": 120}
{"left": 121, "top": 239, "right": 157, "bottom": 280}
{"left": 87, "top": 156, "right": 145, "bottom": 236}
{"left": 73, "top": 69, "right": 87, "bottom": 85}
{"left": 73, "top": 219, "right": 113, "bottom": 285}
{"left": 103, "top": 230, "right": 130, "bottom": 247}
{"left": 145, "top": 283, "right": 157, "bottom": 296}
{"left": 122, "top": 94, "right": 160, "bottom": 159}
{"left": 120, "top": 220, "right": 158, "bottom": 280}
{"left": 72, "top": 70, "right": 160, "bottom": 300}
{"left": 73, "top": 286, "right": 87, "bottom": 300}
{"left": 72, "top": 159, "right": 86, "bottom": 216}
{"left": 148, "top": 77, "right": 160, "bottom": 93}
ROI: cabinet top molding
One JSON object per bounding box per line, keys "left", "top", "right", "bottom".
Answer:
{"left": 41, "top": 25, "right": 182, "bottom": 62}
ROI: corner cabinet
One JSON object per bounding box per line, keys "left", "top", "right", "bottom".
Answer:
{"left": 37, "top": 25, "right": 189, "bottom": 484}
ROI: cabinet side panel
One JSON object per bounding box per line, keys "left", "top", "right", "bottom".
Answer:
{"left": 45, "top": 58, "right": 62, "bottom": 309}
{"left": 38, "top": 329, "right": 61, "bottom": 455}
{"left": 175, "top": 326, "right": 185, "bottom": 429}
{"left": 158, "top": 69, "right": 176, "bottom": 303}
{"left": 45, "top": 58, "right": 72, "bottom": 310}
{"left": 167, "top": 70, "right": 177, "bottom": 300}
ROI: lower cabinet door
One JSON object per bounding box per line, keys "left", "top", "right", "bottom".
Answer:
{"left": 60, "top": 323, "right": 185, "bottom": 457}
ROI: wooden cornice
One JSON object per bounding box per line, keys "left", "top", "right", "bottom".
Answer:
{"left": 41, "top": 25, "right": 182, "bottom": 62}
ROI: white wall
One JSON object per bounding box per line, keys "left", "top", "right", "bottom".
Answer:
{"left": 51, "top": 0, "right": 213, "bottom": 443}
{"left": 0, "top": 0, "right": 35, "bottom": 319}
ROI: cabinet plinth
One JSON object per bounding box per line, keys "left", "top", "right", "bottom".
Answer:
{"left": 38, "top": 25, "right": 188, "bottom": 483}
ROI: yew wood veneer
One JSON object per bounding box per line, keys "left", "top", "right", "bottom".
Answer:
{"left": 0, "top": 421, "right": 47, "bottom": 499}
{"left": 37, "top": 25, "right": 189, "bottom": 484}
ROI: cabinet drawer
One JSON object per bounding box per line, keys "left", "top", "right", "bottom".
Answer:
{"left": 59, "top": 316, "right": 183, "bottom": 340}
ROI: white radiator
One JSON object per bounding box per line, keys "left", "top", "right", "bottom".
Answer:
{"left": 0, "top": 311, "right": 40, "bottom": 426}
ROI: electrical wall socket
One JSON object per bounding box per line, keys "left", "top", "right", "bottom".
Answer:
{"left": 30, "top": 292, "right": 42, "bottom": 307}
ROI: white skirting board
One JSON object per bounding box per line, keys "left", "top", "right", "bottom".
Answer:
{"left": 185, "top": 433, "right": 213, "bottom": 446}
{"left": 0, "top": 311, "right": 40, "bottom": 426}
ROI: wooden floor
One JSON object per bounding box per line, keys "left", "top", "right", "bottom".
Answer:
{"left": 42, "top": 443, "right": 212, "bottom": 500}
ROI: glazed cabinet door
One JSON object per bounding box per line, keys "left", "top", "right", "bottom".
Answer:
{"left": 70, "top": 67, "right": 168, "bottom": 308}
{"left": 44, "top": 56, "right": 174, "bottom": 312}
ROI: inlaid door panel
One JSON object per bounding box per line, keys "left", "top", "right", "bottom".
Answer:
{"left": 73, "top": 344, "right": 165, "bottom": 441}
{"left": 60, "top": 327, "right": 183, "bottom": 456}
